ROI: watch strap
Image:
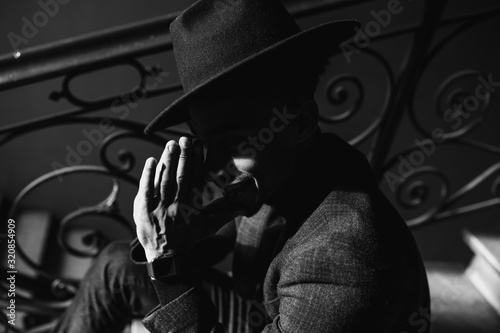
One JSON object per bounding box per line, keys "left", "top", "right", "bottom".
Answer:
{"left": 146, "top": 252, "right": 193, "bottom": 283}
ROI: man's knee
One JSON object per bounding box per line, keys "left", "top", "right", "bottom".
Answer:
{"left": 97, "top": 240, "right": 131, "bottom": 264}
{"left": 88, "top": 240, "right": 138, "bottom": 287}
{"left": 96, "top": 240, "right": 149, "bottom": 290}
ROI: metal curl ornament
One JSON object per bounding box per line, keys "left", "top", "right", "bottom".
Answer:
{"left": 322, "top": 74, "right": 364, "bottom": 123}
{"left": 409, "top": 69, "right": 491, "bottom": 140}
{"left": 99, "top": 130, "right": 167, "bottom": 173}
{"left": 8, "top": 165, "right": 138, "bottom": 282}
{"left": 381, "top": 143, "right": 451, "bottom": 229}
{"left": 57, "top": 178, "right": 135, "bottom": 258}
{"left": 321, "top": 47, "right": 394, "bottom": 147}
{"left": 50, "top": 279, "right": 78, "bottom": 299}
{"left": 409, "top": 13, "right": 499, "bottom": 140}
{"left": 395, "top": 166, "right": 449, "bottom": 228}
{"left": 434, "top": 70, "right": 490, "bottom": 139}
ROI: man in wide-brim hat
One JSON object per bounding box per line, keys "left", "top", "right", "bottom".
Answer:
{"left": 53, "top": 0, "right": 430, "bottom": 332}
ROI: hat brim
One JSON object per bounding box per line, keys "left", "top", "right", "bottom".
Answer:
{"left": 145, "top": 20, "right": 359, "bottom": 134}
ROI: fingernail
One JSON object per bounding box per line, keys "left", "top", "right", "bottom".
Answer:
{"left": 168, "top": 143, "right": 176, "bottom": 153}
{"left": 180, "top": 137, "right": 191, "bottom": 149}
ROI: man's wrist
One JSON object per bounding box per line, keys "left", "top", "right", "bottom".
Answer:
{"left": 147, "top": 251, "right": 198, "bottom": 307}
{"left": 145, "top": 244, "right": 191, "bottom": 262}
{"left": 145, "top": 247, "right": 175, "bottom": 263}
{"left": 146, "top": 250, "right": 196, "bottom": 284}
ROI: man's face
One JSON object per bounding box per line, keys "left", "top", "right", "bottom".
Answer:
{"left": 189, "top": 93, "right": 299, "bottom": 216}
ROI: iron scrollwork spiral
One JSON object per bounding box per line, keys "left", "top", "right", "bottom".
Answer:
{"left": 320, "top": 47, "right": 395, "bottom": 147}
{"left": 382, "top": 12, "right": 500, "bottom": 227}
{"left": 323, "top": 74, "right": 364, "bottom": 123}
{"left": 99, "top": 130, "right": 171, "bottom": 173}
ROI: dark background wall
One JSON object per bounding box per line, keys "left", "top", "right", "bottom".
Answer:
{"left": 0, "top": 0, "right": 499, "bottom": 279}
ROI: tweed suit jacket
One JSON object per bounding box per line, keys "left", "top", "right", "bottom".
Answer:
{"left": 140, "top": 133, "right": 431, "bottom": 333}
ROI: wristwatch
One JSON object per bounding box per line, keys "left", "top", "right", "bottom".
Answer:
{"left": 146, "top": 253, "right": 180, "bottom": 282}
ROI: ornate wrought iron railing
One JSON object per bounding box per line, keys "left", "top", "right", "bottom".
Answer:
{"left": 0, "top": 0, "right": 499, "bottom": 331}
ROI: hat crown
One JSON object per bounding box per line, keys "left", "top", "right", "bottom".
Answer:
{"left": 170, "top": 0, "right": 301, "bottom": 92}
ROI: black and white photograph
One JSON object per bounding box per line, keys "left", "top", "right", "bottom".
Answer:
{"left": 0, "top": 0, "right": 499, "bottom": 332}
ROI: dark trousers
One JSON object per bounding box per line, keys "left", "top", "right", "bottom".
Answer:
{"left": 51, "top": 240, "right": 159, "bottom": 333}
{"left": 51, "top": 240, "right": 267, "bottom": 333}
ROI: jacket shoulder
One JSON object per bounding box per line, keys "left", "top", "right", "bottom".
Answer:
{"left": 287, "top": 189, "right": 381, "bottom": 255}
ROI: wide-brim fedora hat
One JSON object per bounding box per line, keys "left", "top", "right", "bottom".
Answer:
{"left": 145, "top": 0, "right": 359, "bottom": 134}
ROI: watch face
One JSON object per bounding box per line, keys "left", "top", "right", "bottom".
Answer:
{"left": 147, "top": 255, "right": 178, "bottom": 280}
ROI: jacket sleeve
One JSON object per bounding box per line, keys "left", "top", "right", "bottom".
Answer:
{"left": 261, "top": 244, "right": 380, "bottom": 333}
{"left": 142, "top": 244, "right": 379, "bottom": 333}
{"left": 142, "top": 285, "right": 225, "bottom": 333}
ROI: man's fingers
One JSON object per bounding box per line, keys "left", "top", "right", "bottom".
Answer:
{"left": 154, "top": 141, "right": 172, "bottom": 197}
{"left": 160, "top": 141, "right": 180, "bottom": 204}
{"left": 139, "top": 157, "right": 157, "bottom": 212}
{"left": 176, "top": 136, "right": 192, "bottom": 202}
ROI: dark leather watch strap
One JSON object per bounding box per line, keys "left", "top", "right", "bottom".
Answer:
{"left": 146, "top": 252, "right": 194, "bottom": 283}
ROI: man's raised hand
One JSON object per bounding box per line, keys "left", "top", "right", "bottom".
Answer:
{"left": 133, "top": 137, "right": 204, "bottom": 262}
